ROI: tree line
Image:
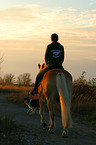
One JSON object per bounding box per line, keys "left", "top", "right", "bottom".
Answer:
{"left": 0, "top": 71, "right": 96, "bottom": 87}
{"left": 0, "top": 73, "right": 33, "bottom": 86}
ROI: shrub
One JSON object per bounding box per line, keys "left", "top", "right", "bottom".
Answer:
{"left": 72, "top": 72, "right": 96, "bottom": 103}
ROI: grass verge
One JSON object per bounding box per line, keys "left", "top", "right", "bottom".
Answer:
{"left": 6, "top": 91, "right": 29, "bottom": 105}
{"left": 0, "top": 84, "right": 32, "bottom": 93}
{"left": 0, "top": 115, "right": 24, "bottom": 145}
{"left": 0, "top": 115, "right": 50, "bottom": 145}
{"left": 71, "top": 102, "right": 96, "bottom": 124}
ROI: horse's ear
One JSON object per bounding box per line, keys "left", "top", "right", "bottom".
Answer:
{"left": 42, "top": 63, "right": 45, "bottom": 69}
{"left": 38, "top": 64, "right": 41, "bottom": 68}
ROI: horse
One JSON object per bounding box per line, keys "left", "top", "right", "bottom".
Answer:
{"left": 38, "top": 64, "right": 73, "bottom": 137}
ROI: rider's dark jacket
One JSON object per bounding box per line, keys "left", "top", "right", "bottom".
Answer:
{"left": 45, "top": 42, "right": 64, "bottom": 65}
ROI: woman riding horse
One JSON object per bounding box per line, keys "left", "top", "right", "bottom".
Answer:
{"left": 30, "top": 33, "right": 65, "bottom": 95}
{"left": 30, "top": 34, "right": 72, "bottom": 137}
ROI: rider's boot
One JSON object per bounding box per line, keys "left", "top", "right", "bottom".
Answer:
{"left": 29, "top": 87, "right": 38, "bottom": 95}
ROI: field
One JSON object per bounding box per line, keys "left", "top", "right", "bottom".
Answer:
{"left": 0, "top": 79, "right": 96, "bottom": 123}
{"left": 0, "top": 80, "right": 96, "bottom": 145}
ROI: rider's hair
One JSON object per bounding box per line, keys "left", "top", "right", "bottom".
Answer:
{"left": 51, "top": 33, "right": 58, "bottom": 42}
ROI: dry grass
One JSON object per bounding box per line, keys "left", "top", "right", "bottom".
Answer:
{"left": 0, "top": 115, "right": 17, "bottom": 133}
{"left": 72, "top": 82, "right": 96, "bottom": 124}
{"left": 0, "top": 84, "right": 33, "bottom": 105}
{"left": 0, "top": 84, "right": 96, "bottom": 123}
{"left": 0, "top": 85, "right": 39, "bottom": 105}
{"left": 0, "top": 115, "right": 24, "bottom": 145}
{"left": 6, "top": 92, "right": 29, "bottom": 105}
{"left": 0, "top": 84, "right": 32, "bottom": 93}
{"left": 71, "top": 102, "right": 96, "bottom": 124}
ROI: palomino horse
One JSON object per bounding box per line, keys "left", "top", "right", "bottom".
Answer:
{"left": 38, "top": 64, "right": 72, "bottom": 137}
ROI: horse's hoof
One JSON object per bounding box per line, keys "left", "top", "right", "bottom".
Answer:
{"left": 62, "top": 131, "right": 68, "bottom": 138}
{"left": 48, "top": 128, "right": 54, "bottom": 134}
{"left": 41, "top": 123, "right": 47, "bottom": 130}
{"left": 47, "top": 125, "right": 50, "bottom": 131}
{"left": 62, "top": 134, "right": 68, "bottom": 138}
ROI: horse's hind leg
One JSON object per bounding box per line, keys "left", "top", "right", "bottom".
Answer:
{"left": 47, "top": 101, "right": 55, "bottom": 134}
{"left": 39, "top": 101, "right": 46, "bottom": 129}
{"left": 48, "top": 110, "right": 55, "bottom": 134}
{"left": 62, "top": 127, "right": 68, "bottom": 138}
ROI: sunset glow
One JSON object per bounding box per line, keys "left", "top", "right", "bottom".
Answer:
{"left": 0, "top": 0, "right": 96, "bottom": 81}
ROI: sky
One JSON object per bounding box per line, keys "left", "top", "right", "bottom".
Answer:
{"left": 0, "top": 0, "right": 96, "bottom": 82}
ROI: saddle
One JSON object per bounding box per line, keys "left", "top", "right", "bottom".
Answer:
{"left": 39, "top": 63, "right": 64, "bottom": 73}
{"left": 30, "top": 63, "right": 64, "bottom": 96}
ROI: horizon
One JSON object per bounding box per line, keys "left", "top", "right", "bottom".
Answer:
{"left": 0, "top": 0, "right": 96, "bottom": 82}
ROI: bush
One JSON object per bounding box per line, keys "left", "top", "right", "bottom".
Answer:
{"left": 72, "top": 72, "right": 96, "bottom": 103}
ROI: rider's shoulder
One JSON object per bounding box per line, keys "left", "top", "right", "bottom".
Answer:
{"left": 57, "top": 42, "right": 64, "bottom": 47}
{"left": 47, "top": 42, "right": 64, "bottom": 48}
{"left": 47, "top": 43, "right": 53, "bottom": 48}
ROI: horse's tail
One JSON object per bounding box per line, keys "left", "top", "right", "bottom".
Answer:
{"left": 56, "top": 72, "right": 72, "bottom": 129}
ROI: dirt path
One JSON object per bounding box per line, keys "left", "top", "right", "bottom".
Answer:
{"left": 0, "top": 94, "right": 96, "bottom": 145}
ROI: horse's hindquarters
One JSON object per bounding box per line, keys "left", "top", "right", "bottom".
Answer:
{"left": 39, "top": 69, "right": 72, "bottom": 136}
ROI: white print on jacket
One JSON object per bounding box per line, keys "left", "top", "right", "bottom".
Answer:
{"left": 51, "top": 50, "right": 62, "bottom": 58}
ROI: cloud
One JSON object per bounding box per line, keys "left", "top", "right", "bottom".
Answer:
{"left": 89, "top": 0, "right": 96, "bottom": 5}
{"left": 0, "top": 5, "right": 41, "bottom": 19}
{"left": 91, "top": 9, "right": 96, "bottom": 12}
{"left": 67, "top": 8, "right": 78, "bottom": 12}
{"left": 0, "top": 4, "right": 96, "bottom": 48}
{"left": 0, "top": 5, "right": 95, "bottom": 81}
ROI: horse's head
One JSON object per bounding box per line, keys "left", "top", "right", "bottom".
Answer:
{"left": 38, "top": 62, "right": 47, "bottom": 72}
